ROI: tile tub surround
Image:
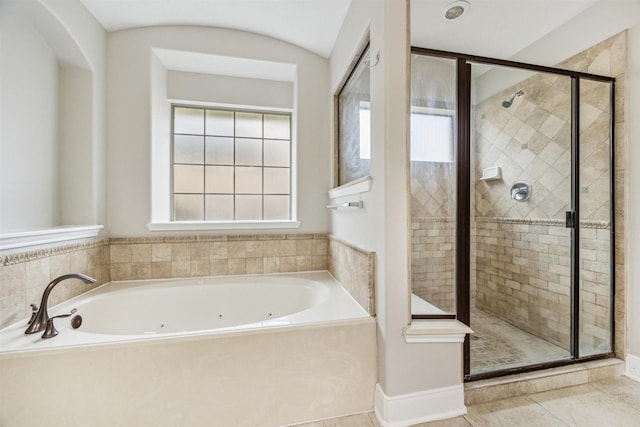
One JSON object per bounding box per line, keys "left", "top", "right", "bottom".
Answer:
{"left": 0, "top": 318, "right": 377, "bottom": 427}
{"left": 0, "top": 235, "right": 375, "bottom": 427}
{"left": 0, "top": 239, "right": 110, "bottom": 329}
{"left": 328, "top": 235, "right": 375, "bottom": 315}
{"left": 0, "top": 233, "right": 330, "bottom": 331}
{"left": 108, "top": 233, "right": 329, "bottom": 281}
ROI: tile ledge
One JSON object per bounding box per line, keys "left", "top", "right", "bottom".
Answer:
{"left": 465, "top": 358, "right": 624, "bottom": 390}
{"left": 147, "top": 221, "right": 301, "bottom": 231}
{"left": 328, "top": 176, "right": 373, "bottom": 199}
{"left": 404, "top": 320, "right": 473, "bottom": 343}
{"left": 0, "top": 225, "right": 103, "bottom": 252}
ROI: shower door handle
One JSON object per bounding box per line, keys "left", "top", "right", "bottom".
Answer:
{"left": 565, "top": 211, "right": 576, "bottom": 228}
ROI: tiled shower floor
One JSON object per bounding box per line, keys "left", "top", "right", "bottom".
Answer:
{"left": 470, "top": 308, "right": 570, "bottom": 374}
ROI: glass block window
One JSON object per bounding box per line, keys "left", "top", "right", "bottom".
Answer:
{"left": 171, "top": 106, "right": 291, "bottom": 221}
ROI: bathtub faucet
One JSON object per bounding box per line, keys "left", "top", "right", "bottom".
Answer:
{"left": 25, "top": 273, "right": 96, "bottom": 336}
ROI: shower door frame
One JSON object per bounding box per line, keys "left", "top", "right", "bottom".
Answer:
{"left": 410, "top": 46, "right": 617, "bottom": 381}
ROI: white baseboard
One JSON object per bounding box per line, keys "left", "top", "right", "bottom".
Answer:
{"left": 626, "top": 353, "right": 640, "bottom": 382}
{"left": 374, "top": 383, "right": 466, "bottom": 427}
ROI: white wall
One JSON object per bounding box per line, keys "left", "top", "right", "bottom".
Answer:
{"left": 59, "top": 65, "right": 94, "bottom": 226}
{"left": 150, "top": 52, "right": 171, "bottom": 226}
{"left": 42, "top": 0, "right": 109, "bottom": 232}
{"left": 626, "top": 22, "right": 640, "bottom": 361}
{"left": 168, "top": 71, "right": 294, "bottom": 110}
{"left": 0, "top": 2, "right": 60, "bottom": 231}
{"left": 0, "top": 0, "right": 107, "bottom": 234}
{"left": 108, "top": 26, "right": 330, "bottom": 236}
{"left": 329, "top": 0, "right": 465, "bottom": 409}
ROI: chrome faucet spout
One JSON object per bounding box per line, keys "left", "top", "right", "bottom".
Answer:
{"left": 25, "top": 273, "right": 96, "bottom": 335}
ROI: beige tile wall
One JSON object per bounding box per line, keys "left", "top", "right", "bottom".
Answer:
{"left": 0, "top": 239, "right": 110, "bottom": 329}
{"left": 474, "top": 218, "right": 611, "bottom": 352}
{"left": 411, "top": 217, "right": 455, "bottom": 312}
{"left": 474, "top": 74, "right": 573, "bottom": 220}
{"left": 411, "top": 162, "right": 456, "bottom": 218}
{"left": 328, "top": 235, "right": 375, "bottom": 315}
{"left": 474, "top": 42, "right": 618, "bottom": 222}
{"left": 109, "top": 234, "right": 329, "bottom": 281}
{"left": 0, "top": 233, "right": 331, "bottom": 331}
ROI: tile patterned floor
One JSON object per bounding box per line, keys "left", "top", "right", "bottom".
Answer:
{"left": 470, "top": 308, "right": 570, "bottom": 374}
{"left": 295, "top": 377, "right": 640, "bottom": 427}
{"left": 412, "top": 377, "right": 640, "bottom": 427}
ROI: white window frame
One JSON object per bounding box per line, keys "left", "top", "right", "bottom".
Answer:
{"left": 148, "top": 100, "right": 300, "bottom": 231}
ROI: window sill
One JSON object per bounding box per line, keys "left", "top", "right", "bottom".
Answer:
{"left": 0, "top": 225, "right": 104, "bottom": 251}
{"left": 328, "top": 176, "right": 373, "bottom": 200}
{"left": 403, "top": 320, "right": 473, "bottom": 344}
{"left": 146, "top": 220, "right": 301, "bottom": 232}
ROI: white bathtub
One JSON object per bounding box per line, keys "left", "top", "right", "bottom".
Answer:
{"left": 0, "top": 271, "right": 376, "bottom": 427}
{"left": 0, "top": 271, "right": 368, "bottom": 353}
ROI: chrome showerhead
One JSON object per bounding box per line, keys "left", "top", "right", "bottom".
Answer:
{"left": 502, "top": 89, "right": 525, "bottom": 108}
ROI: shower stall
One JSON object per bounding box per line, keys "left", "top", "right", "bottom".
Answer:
{"left": 409, "top": 48, "right": 615, "bottom": 380}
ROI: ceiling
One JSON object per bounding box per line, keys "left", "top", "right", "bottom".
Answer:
{"left": 79, "top": 0, "right": 351, "bottom": 58}
{"left": 80, "top": 0, "right": 627, "bottom": 62}
{"left": 411, "top": 0, "right": 599, "bottom": 59}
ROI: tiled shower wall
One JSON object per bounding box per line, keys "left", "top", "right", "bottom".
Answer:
{"left": 472, "top": 32, "right": 625, "bottom": 355}
{"left": 411, "top": 218, "right": 455, "bottom": 312}
{"left": 474, "top": 218, "right": 611, "bottom": 351}
{"left": 410, "top": 159, "right": 456, "bottom": 311}
{"left": 411, "top": 32, "right": 626, "bottom": 357}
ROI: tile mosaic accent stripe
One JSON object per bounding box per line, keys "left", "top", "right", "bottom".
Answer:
{"left": 475, "top": 217, "right": 610, "bottom": 229}
{"left": 2, "top": 239, "right": 110, "bottom": 267}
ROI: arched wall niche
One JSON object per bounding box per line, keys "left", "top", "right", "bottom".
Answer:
{"left": 0, "top": 0, "right": 102, "bottom": 251}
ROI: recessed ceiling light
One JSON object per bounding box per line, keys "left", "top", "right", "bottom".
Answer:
{"left": 442, "top": 1, "right": 469, "bottom": 20}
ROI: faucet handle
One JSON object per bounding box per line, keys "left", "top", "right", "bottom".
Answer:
{"left": 41, "top": 308, "right": 77, "bottom": 339}
{"left": 28, "top": 304, "right": 38, "bottom": 325}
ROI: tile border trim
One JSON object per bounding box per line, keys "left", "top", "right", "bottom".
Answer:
{"left": 2, "top": 238, "right": 110, "bottom": 267}
{"left": 414, "top": 217, "right": 609, "bottom": 229}
{"left": 1, "top": 234, "right": 329, "bottom": 267}
{"left": 477, "top": 217, "right": 609, "bottom": 228}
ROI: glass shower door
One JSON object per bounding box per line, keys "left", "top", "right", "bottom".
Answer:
{"left": 409, "top": 54, "right": 458, "bottom": 318}
{"left": 578, "top": 78, "right": 614, "bottom": 357}
{"left": 469, "top": 64, "right": 573, "bottom": 375}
